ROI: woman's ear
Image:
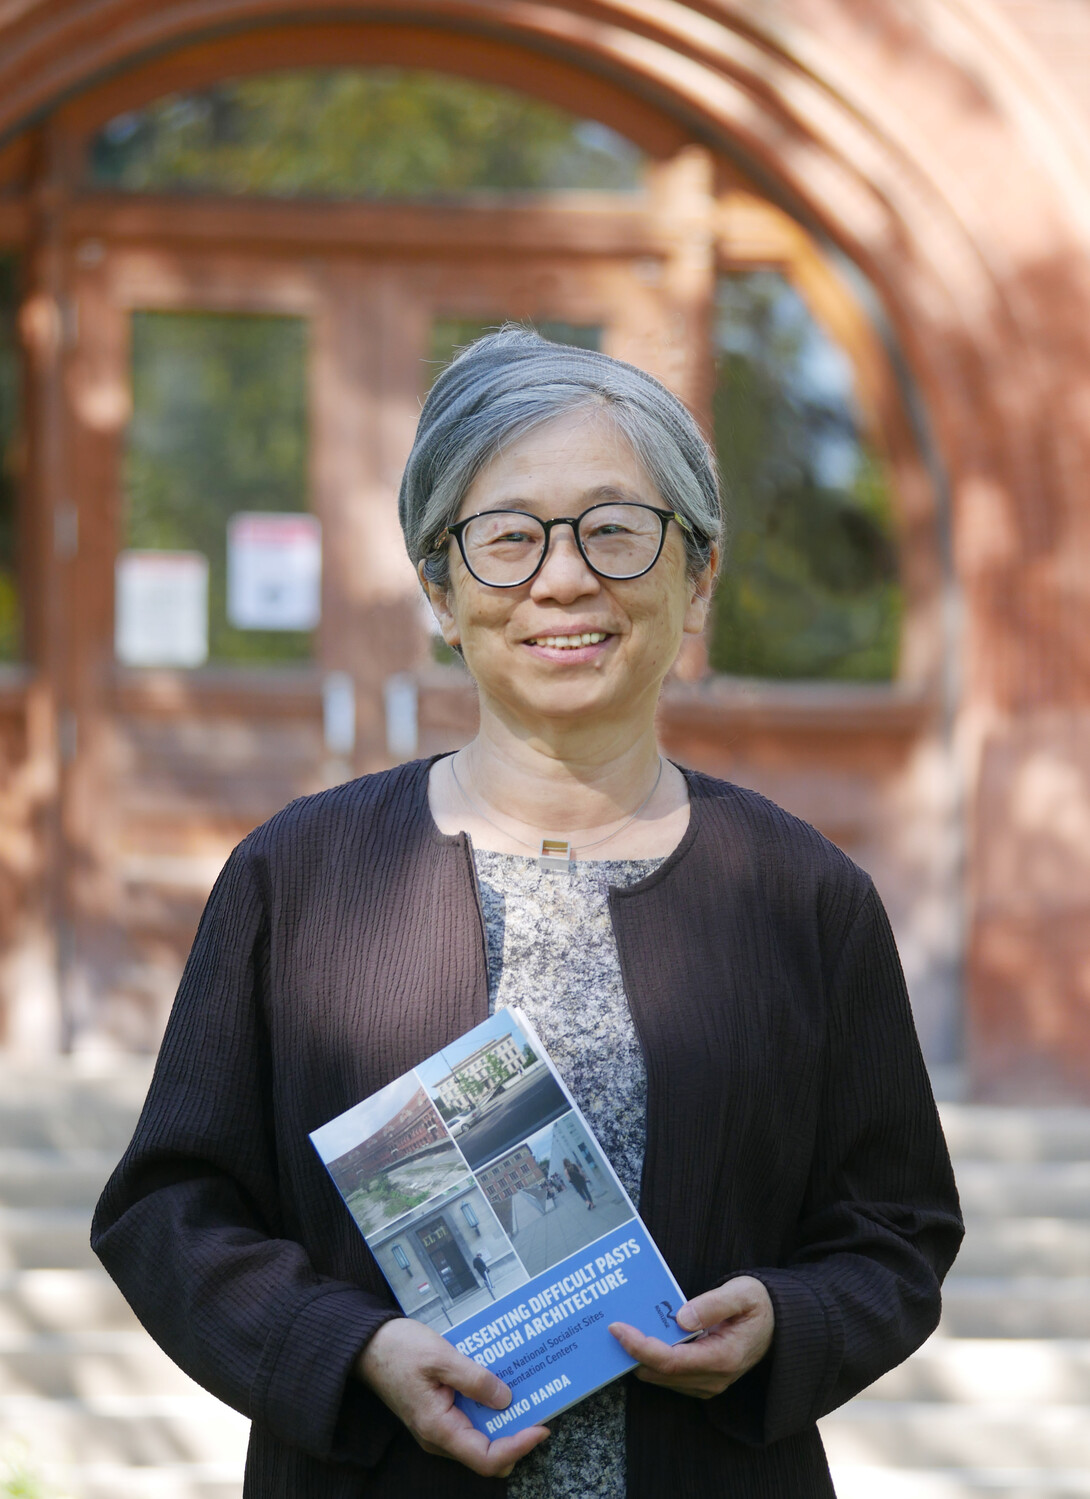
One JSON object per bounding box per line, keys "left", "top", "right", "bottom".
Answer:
{"left": 682, "top": 543, "right": 720, "bottom": 636}
{"left": 417, "top": 561, "right": 461, "bottom": 649}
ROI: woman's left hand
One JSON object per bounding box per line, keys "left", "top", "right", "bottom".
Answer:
{"left": 608, "top": 1275, "right": 774, "bottom": 1399}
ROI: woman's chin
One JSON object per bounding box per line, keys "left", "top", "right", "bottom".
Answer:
{"left": 505, "top": 681, "right": 646, "bottom": 730}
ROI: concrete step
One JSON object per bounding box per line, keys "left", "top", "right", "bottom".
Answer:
{"left": 956, "top": 1218, "right": 1090, "bottom": 1276}
{"left": 819, "top": 1402, "right": 1090, "bottom": 1468}
{"left": 940, "top": 1279, "right": 1090, "bottom": 1338}
{"left": 0, "top": 1207, "right": 96, "bottom": 1271}
{"left": 0, "top": 1392, "right": 249, "bottom": 1466}
{"left": 0, "top": 1330, "right": 205, "bottom": 1398}
{"left": 0, "top": 1149, "right": 116, "bottom": 1210}
{"left": 28, "top": 1464, "right": 243, "bottom": 1499}
{"left": 953, "top": 1163, "right": 1090, "bottom": 1219}
{"left": 0, "top": 1062, "right": 151, "bottom": 1153}
{"left": 0, "top": 1270, "right": 140, "bottom": 1335}
{"left": 866, "top": 1337, "right": 1090, "bottom": 1404}
{"left": 939, "top": 1105, "right": 1090, "bottom": 1163}
{"left": 828, "top": 1468, "right": 1090, "bottom": 1498}
{"left": 31, "top": 1464, "right": 243, "bottom": 1499}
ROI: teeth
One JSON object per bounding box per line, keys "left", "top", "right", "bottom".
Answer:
{"left": 530, "top": 632, "right": 608, "bottom": 648}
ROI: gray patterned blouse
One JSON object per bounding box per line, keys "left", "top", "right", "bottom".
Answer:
{"left": 473, "top": 848, "right": 663, "bottom": 1499}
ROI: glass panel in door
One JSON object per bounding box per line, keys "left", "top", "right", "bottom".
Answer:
{"left": 121, "top": 309, "right": 313, "bottom": 667}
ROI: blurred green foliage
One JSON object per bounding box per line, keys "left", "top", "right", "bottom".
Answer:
{"left": 125, "top": 310, "right": 311, "bottom": 665}
{"left": 0, "top": 1439, "right": 54, "bottom": 1498}
{"left": 710, "top": 273, "right": 901, "bottom": 681}
{"left": 0, "top": 254, "right": 21, "bottom": 662}
{"left": 90, "top": 69, "right": 645, "bottom": 198}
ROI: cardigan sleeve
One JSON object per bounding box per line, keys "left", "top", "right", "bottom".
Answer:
{"left": 707, "top": 880, "right": 964, "bottom": 1446}
{"left": 90, "top": 840, "right": 403, "bottom": 1468}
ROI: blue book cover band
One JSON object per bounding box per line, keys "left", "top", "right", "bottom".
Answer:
{"left": 309, "top": 1006, "right": 691, "bottom": 1435}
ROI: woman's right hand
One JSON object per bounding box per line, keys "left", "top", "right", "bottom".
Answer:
{"left": 356, "top": 1317, "right": 550, "bottom": 1477}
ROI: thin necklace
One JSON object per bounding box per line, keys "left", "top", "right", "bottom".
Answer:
{"left": 450, "top": 752, "right": 664, "bottom": 871}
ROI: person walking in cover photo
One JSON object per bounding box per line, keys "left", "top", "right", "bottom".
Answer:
{"left": 472, "top": 1251, "right": 495, "bottom": 1297}
{"left": 92, "top": 327, "right": 962, "bottom": 1499}
{"left": 563, "top": 1156, "right": 595, "bottom": 1211}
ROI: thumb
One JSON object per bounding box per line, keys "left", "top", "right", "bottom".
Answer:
{"left": 441, "top": 1351, "right": 513, "bottom": 1412}
{"left": 677, "top": 1276, "right": 762, "bottom": 1332}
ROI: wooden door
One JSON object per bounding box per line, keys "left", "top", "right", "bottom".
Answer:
{"left": 57, "top": 244, "right": 411, "bottom": 1046}
{"left": 56, "top": 232, "right": 693, "bottom": 1049}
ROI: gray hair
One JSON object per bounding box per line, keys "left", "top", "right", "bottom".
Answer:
{"left": 399, "top": 326, "right": 723, "bottom": 589}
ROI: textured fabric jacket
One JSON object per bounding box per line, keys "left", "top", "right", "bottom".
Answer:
{"left": 91, "top": 758, "right": 963, "bottom": 1498}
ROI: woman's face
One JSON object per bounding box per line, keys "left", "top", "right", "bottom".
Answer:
{"left": 424, "top": 409, "right": 714, "bottom": 736}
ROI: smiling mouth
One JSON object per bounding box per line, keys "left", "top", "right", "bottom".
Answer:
{"left": 526, "top": 632, "right": 610, "bottom": 649}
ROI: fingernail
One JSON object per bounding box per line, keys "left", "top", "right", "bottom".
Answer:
{"left": 676, "top": 1305, "right": 699, "bottom": 1332}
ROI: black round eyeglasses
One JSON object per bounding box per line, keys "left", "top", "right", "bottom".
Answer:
{"left": 435, "top": 502, "right": 697, "bottom": 588}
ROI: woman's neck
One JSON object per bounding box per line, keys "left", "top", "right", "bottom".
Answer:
{"left": 470, "top": 712, "right": 663, "bottom": 830}
{"left": 428, "top": 705, "right": 691, "bottom": 860}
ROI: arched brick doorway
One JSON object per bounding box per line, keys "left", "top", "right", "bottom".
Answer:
{"left": 0, "top": 2, "right": 1088, "bottom": 1099}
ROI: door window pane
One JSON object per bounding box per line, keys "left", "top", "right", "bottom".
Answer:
{"left": 123, "top": 310, "right": 311, "bottom": 666}
{"left": 709, "top": 272, "right": 901, "bottom": 681}
{"left": 0, "top": 253, "right": 21, "bottom": 662}
{"left": 90, "top": 69, "right": 645, "bottom": 198}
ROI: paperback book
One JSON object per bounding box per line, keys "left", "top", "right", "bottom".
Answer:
{"left": 310, "top": 1007, "right": 691, "bottom": 1436}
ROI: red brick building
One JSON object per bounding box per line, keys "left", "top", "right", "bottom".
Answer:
{"left": 328, "top": 1087, "right": 446, "bottom": 1188}
{"left": 477, "top": 1144, "right": 547, "bottom": 1208}
{"left": 0, "top": 1, "right": 1088, "bottom": 1101}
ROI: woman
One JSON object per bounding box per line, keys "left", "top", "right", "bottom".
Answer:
{"left": 563, "top": 1158, "right": 595, "bottom": 1211}
{"left": 92, "top": 328, "right": 962, "bottom": 1498}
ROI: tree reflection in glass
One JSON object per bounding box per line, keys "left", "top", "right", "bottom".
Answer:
{"left": 710, "top": 272, "right": 902, "bottom": 682}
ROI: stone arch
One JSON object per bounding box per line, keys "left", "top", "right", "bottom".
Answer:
{"left": 0, "top": 0, "right": 1086, "bottom": 1091}
{"left": 0, "top": 1, "right": 1084, "bottom": 704}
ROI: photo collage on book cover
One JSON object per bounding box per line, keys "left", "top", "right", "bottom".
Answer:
{"left": 311, "top": 1013, "right": 637, "bottom": 1331}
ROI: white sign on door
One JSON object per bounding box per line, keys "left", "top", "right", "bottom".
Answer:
{"left": 115, "top": 551, "right": 209, "bottom": 667}
{"left": 227, "top": 512, "right": 321, "bottom": 631}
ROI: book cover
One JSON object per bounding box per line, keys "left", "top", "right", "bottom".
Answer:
{"left": 309, "top": 1007, "right": 691, "bottom": 1436}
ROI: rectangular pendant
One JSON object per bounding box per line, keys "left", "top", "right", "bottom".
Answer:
{"left": 538, "top": 838, "right": 573, "bottom": 872}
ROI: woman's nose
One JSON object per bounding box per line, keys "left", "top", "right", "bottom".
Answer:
{"left": 529, "top": 526, "right": 600, "bottom": 601}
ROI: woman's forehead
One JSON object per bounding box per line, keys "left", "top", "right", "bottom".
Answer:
{"left": 459, "top": 410, "right": 659, "bottom": 515}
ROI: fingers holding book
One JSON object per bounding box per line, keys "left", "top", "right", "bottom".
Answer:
{"left": 607, "top": 1275, "right": 775, "bottom": 1399}
{"left": 356, "top": 1316, "right": 551, "bottom": 1475}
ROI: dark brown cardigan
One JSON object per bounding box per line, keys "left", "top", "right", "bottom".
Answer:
{"left": 92, "top": 758, "right": 963, "bottom": 1498}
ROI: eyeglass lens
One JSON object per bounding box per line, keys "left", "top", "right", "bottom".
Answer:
{"left": 461, "top": 504, "right": 663, "bottom": 585}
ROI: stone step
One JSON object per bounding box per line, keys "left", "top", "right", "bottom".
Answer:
{"left": 819, "top": 1402, "right": 1090, "bottom": 1468}
{"left": 0, "top": 1270, "right": 139, "bottom": 1335}
{"left": 30, "top": 1464, "right": 243, "bottom": 1499}
{"left": 867, "top": 1338, "right": 1090, "bottom": 1403}
{"left": 0, "top": 1392, "right": 249, "bottom": 1466}
{"left": 0, "top": 1331, "right": 204, "bottom": 1399}
{"left": 828, "top": 1468, "right": 1090, "bottom": 1498}
{"left": 939, "top": 1105, "right": 1090, "bottom": 1163}
{"left": 953, "top": 1163, "right": 1090, "bottom": 1220}
{"left": 0, "top": 1063, "right": 151, "bottom": 1153}
{"left": 0, "top": 1207, "right": 96, "bottom": 1271}
{"left": 0, "top": 1149, "right": 116, "bottom": 1210}
{"left": 2, "top": 1151, "right": 1087, "bottom": 1218}
{"left": 6, "top": 1327, "right": 1089, "bottom": 1406}
{"left": 940, "top": 1279, "right": 1090, "bottom": 1338}
{"left": 0, "top": 1210, "right": 1057, "bottom": 1280}
{"left": 956, "top": 1218, "right": 1090, "bottom": 1277}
